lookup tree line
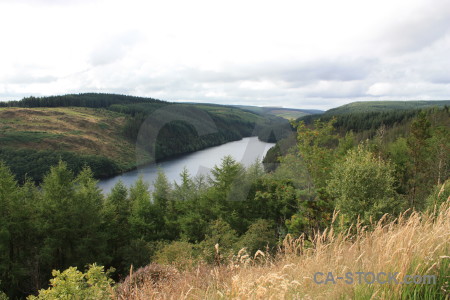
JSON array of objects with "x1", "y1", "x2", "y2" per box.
[
  {"x1": 299, "y1": 105, "x2": 449, "y2": 137},
  {"x1": 0, "y1": 94, "x2": 165, "y2": 109}
]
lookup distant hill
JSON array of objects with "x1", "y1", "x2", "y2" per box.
[
  {"x1": 295, "y1": 100, "x2": 450, "y2": 141},
  {"x1": 298, "y1": 100, "x2": 450, "y2": 124},
  {"x1": 232, "y1": 105, "x2": 323, "y2": 120},
  {"x1": 265, "y1": 100, "x2": 450, "y2": 172},
  {"x1": 324, "y1": 100, "x2": 450, "y2": 115}
]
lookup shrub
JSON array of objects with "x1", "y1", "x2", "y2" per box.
[
  {"x1": 153, "y1": 241, "x2": 198, "y2": 270},
  {"x1": 237, "y1": 219, "x2": 277, "y2": 255},
  {"x1": 27, "y1": 264, "x2": 114, "y2": 300},
  {"x1": 327, "y1": 144, "x2": 399, "y2": 225}
]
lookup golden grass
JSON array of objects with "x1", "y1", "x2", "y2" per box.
[{"x1": 116, "y1": 201, "x2": 450, "y2": 299}]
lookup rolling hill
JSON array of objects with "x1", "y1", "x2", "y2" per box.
[
  {"x1": 297, "y1": 100, "x2": 450, "y2": 134},
  {"x1": 323, "y1": 100, "x2": 450, "y2": 115}
]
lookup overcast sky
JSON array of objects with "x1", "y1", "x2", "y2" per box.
[{"x1": 1, "y1": 0, "x2": 449, "y2": 109}]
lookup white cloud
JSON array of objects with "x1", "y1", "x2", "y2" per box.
[
  {"x1": 367, "y1": 83, "x2": 393, "y2": 96},
  {"x1": 0, "y1": 0, "x2": 449, "y2": 109}
]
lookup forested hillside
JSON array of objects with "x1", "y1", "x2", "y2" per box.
[
  {"x1": 0, "y1": 103, "x2": 448, "y2": 299},
  {"x1": 264, "y1": 105, "x2": 450, "y2": 170},
  {"x1": 323, "y1": 100, "x2": 450, "y2": 115},
  {"x1": 0, "y1": 94, "x2": 293, "y2": 183}
]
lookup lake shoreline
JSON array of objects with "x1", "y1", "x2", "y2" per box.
[
  {"x1": 97, "y1": 134, "x2": 259, "y2": 181},
  {"x1": 98, "y1": 136, "x2": 275, "y2": 194}
]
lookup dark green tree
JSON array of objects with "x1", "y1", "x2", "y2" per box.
[
  {"x1": 407, "y1": 111, "x2": 432, "y2": 208},
  {"x1": 327, "y1": 145, "x2": 399, "y2": 225},
  {"x1": 102, "y1": 181, "x2": 131, "y2": 274}
]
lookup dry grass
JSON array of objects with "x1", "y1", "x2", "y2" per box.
[
  {"x1": 116, "y1": 201, "x2": 450, "y2": 299},
  {"x1": 0, "y1": 107, "x2": 136, "y2": 167}
]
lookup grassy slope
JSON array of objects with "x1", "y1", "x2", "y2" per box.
[
  {"x1": 0, "y1": 107, "x2": 136, "y2": 169},
  {"x1": 117, "y1": 202, "x2": 450, "y2": 299}
]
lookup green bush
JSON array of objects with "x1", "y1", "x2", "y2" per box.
[
  {"x1": 27, "y1": 264, "x2": 114, "y2": 300},
  {"x1": 153, "y1": 241, "x2": 198, "y2": 269},
  {"x1": 327, "y1": 144, "x2": 399, "y2": 225},
  {"x1": 238, "y1": 219, "x2": 277, "y2": 255}
]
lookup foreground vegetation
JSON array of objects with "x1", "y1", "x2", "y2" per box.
[
  {"x1": 0, "y1": 103, "x2": 448, "y2": 299},
  {"x1": 47, "y1": 200, "x2": 447, "y2": 299},
  {"x1": 14, "y1": 193, "x2": 449, "y2": 299}
]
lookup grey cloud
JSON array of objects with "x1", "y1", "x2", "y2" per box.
[
  {"x1": 0, "y1": 92, "x2": 40, "y2": 101},
  {"x1": 389, "y1": 38, "x2": 450, "y2": 84},
  {"x1": 428, "y1": 73, "x2": 450, "y2": 84},
  {"x1": 383, "y1": 1, "x2": 450, "y2": 54},
  {"x1": 304, "y1": 86, "x2": 368, "y2": 99},
  {"x1": 11, "y1": 43, "x2": 445, "y2": 110},
  {"x1": 4, "y1": 73, "x2": 58, "y2": 84},
  {"x1": 167, "y1": 58, "x2": 377, "y2": 87},
  {"x1": 421, "y1": 60, "x2": 450, "y2": 84},
  {"x1": 89, "y1": 31, "x2": 143, "y2": 66},
  {"x1": 182, "y1": 69, "x2": 253, "y2": 83},
  {"x1": 8, "y1": 0, "x2": 95, "y2": 6},
  {"x1": 275, "y1": 58, "x2": 377, "y2": 85},
  {"x1": 67, "y1": 57, "x2": 378, "y2": 108},
  {"x1": 421, "y1": 62, "x2": 450, "y2": 84}
]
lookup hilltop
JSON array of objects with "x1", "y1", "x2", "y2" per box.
[
  {"x1": 323, "y1": 100, "x2": 450, "y2": 115},
  {"x1": 297, "y1": 100, "x2": 450, "y2": 137}
]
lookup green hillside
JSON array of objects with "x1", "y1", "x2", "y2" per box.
[
  {"x1": 298, "y1": 100, "x2": 450, "y2": 136},
  {"x1": 265, "y1": 101, "x2": 450, "y2": 172}
]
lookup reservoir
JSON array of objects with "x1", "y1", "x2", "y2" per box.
[{"x1": 98, "y1": 136, "x2": 275, "y2": 194}]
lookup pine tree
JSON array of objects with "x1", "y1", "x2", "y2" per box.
[
  {"x1": 38, "y1": 161, "x2": 76, "y2": 272},
  {"x1": 173, "y1": 167, "x2": 195, "y2": 202},
  {"x1": 72, "y1": 167, "x2": 108, "y2": 265},
  {"x1": 102, "y1": 181, "x2": 130, "y2": 274},
  {"x1": 0, "y1": 162, "x2": 20, "y2": 296},
  {"x1": 407, "y1": 111, "x2": 432, "y2": 208},
  {"x1": 129, "y1": 176, "x2": 154, "y2": 241},
  {"x1": 152, "y1": 169, "x2": 176, "y2": 239},
  {"x1": 152, "y1": 169, "x2": 171, "y2": 211}
]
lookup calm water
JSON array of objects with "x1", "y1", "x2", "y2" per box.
[{"x1": 98, "y1": 137, "x2": 275, "y2": 194}]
